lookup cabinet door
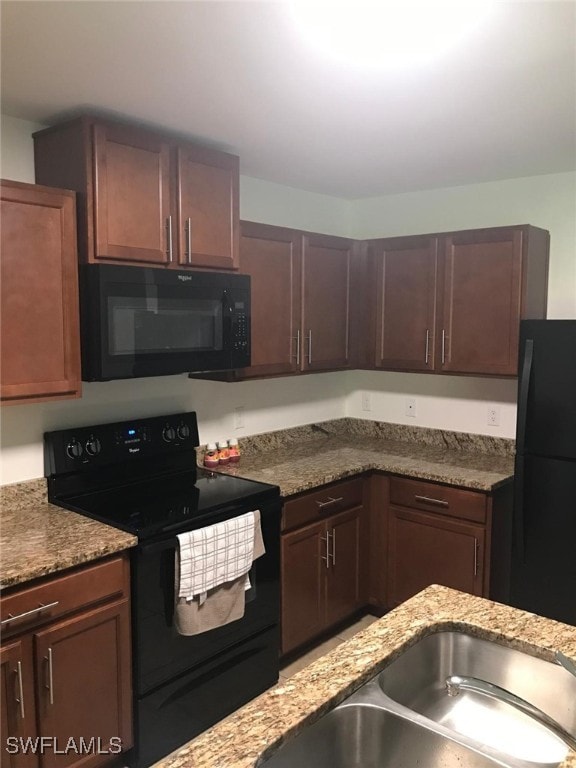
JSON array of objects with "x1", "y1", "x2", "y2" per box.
[
  {"x1": 92, "y1": 122, "x2": 172, "y2": 265},
  {"x1": 176, "y1": 144, "x2": 239, "y2": 270},
  {"x1": 374, "y1": 236, "x2": 439, "y2": 372},
  {"x1": 1, "y1": 637, "x2": 38, "y2": 768},
  {"x1": 239, "y1": 222, "x2": 302, "y2": 377},
  {"x1": 440, "y1": 228, "x2": 524, "y2": 375},
  {"x1": 281, "y1": 521, "x2": 326, "y2": 654},
  {"x1": 325, "y1": 507, "x2": 365, "y2": 628},
  {"x1": 34, "y1": 600, "x2": 132, "y2": 768},
  {"x1": 302, "y1": 234, "x2": 353, "y2": 372},
  {"x1": 388, "y1": 506, "x2": 484, "y2": 607},
  {"x1": 0, "y1": 181, "x2": 81, "y2": 404}
]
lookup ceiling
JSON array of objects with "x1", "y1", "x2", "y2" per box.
[{"x1": 1, "y1": 1, "x2": 575, "y2": 198}]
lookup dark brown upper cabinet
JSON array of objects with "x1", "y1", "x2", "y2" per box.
[
  {"x1": 0, "y1": 180, "x2": 81, "y2": 405},
  {"x1": 33, "y1": 116, "x2": 239, "y2": 270},
  {"x1": 371, "y1": 235, "x2": 439, "y2": 372},
  {"x1": 236, "y1": 224, "x2": 358, "y2": 379},
  {"x1": 370, "y1": 225, "x2": 549, "y2": 377},
  {"x1": 238, "y1": 222, "x2": 302, "y2": 378},
  {"x1": 302, "y1": 233, "x2": 355, "y2": 372}
]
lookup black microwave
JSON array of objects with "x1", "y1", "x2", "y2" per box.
[{"x1": 80, "y1": 264, "x2": 250, "y2": 381}]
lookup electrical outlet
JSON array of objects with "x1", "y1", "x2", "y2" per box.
[
  {"x1": 487, "y1": 405, "x2": 500, "y2": 426},
  {"x1": 405, "y1": 398, "x2": 416, "y2": 417},
  {"x1": 361, "y1": 392, "x2": 371, "y2": 412},
  {"x1": 234, "y1": 406, "x2": 245, "y2": 430}
]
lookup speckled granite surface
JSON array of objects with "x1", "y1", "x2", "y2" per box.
[
  {"x1": 155, "y1": 585, "x2": 576, "y2": 768},
  {"x1": 0, "y1": 479, "x2": 137, "y2": 590},
  {"x1": 211, "y1": 420, "x2": 514, "y2": 496}
]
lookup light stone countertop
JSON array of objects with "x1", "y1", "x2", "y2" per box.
[
  {"x1": 212, "y1": 419, "x2": 515, "y2": 496},
  {"x1": 155, "y1": 585, "x2": 576, "y2": 768},
  {"x1": 0, "y1": 479, "x2": 137, "y2": 590}
]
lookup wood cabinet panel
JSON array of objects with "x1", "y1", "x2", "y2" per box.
[
  {"x1": 238, "y1": 222, "x2": 302, "y2": 377},
  {"x1": 373, "y1": 236, "x2": 439, "y2": 371},
  {"x1": 0, "y1": 555, "x2": 132, "y2": 768},
  {"x1": 281, "y1": 521, "x2": 325, "y2": 655},
  {"x1": 1, "y1": 637, "x2": 38, "y2": 768},
  {"x1": 282, "y1": 478, "x2": 364, "y2": 532},
  {"x1": 93, "y1": 122, "x2": 172, "y2": 265},
  {"x1": 34, "y1": 117, "x2": 239, "y2": 271},
  {"x1": 302, "y1": 234, "x2": 353, "y2": 371},
  {"x1": 176, "y1": 144, "x2": 239, "y2": 269},
  {"x1": 0, "y1": 180, "x2": 81, "y2": 405},
  {"x1": 388, "y1": 506, "x2": 485, "y2": 607},
  {"x1": 389, "y1": 476, "x2": 487, "y2": 524},
  {"x1": 325, "y1": 507, "x2": 364, "y2": 627},
  {"x1": 281, "y1": 479, "x2": 369, "y2": 655},
  {"x1": 441, "y1": 228, "x2": 524, "y2": 375},
  {"x1": 34, "y1": 600, "x2": 132, "y2": 768}
]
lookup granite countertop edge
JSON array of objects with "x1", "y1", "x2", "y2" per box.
[{"x1": 155, "y1": 585, "x2": 576, "y2": 768}]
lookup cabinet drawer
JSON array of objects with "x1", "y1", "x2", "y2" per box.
[
  {"x1": 389, "y1": 477, "x2": 487, "y2": 524},
  {"x1": 282, "y1": 478, "x2": 363, "y2": 531},
  {"x1": 0, "y1": 554, "x2": 128, "y2": 638}
]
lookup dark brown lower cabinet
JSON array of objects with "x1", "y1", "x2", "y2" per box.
[
  {"x1": 388, "y1": 506, "x2": 485, "y2": 607},
  {"x1": 281, "y1": 479, "x2": 368, "y2": 655},
  {"x1": 0, "y1": 556, "x2": 132, "y2": 768}
]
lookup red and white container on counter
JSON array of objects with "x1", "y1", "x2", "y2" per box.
[
  {"x1": 203, "y1": 443, "x2": 219, "y2": 469},
  {"x1": 228, "y1": 438, "x2": 240, "y2": 463}
]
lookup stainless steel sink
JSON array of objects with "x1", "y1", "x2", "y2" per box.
[
  {"x1": 377, "y1": 631, "x2": 576, "y2": 765},
  {"x1": 258, "y1": 630, "x2": 576, "y2": 768},
  {"x1": 258, "y1": 703, "x2": 504, "y2": 767}
]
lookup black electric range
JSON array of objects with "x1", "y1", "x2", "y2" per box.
[{"x1": 44, "y1": 411, "x2": 281, "y2": 767}]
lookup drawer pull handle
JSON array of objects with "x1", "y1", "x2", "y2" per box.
[
  {"x1": 185, "y1": 217, "x2": 192, "y2": 264},
  {"x1": 15, "y1": 661, "x2": 25, "y2": 719},
  {"x1": 316, "y1": 496, "x2": 344, "y2": 510},
  {"x1": 474, "y1": 538, "x2": 479, "y2": 576},
  {"x1": 292, "y1": 330, "x2": 301, "y2": 365},
  {"x1": 330, "y1": 529, "x2": 336, "y2": 566},
  {"x1": 414, "y1": 495, "x2": 449, "y2": 508},
  {"x1": 1, "y1": 600, "x2": 60, "y2": 627},
  {"x1": 45, "y1": 648, "x2": 54, "y2": 705}
]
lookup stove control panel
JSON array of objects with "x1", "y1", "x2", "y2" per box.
[{"x1": 44, "y1": 412, "x2": 200, "y2": 476}]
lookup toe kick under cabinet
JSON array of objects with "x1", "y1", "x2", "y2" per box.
[
  {"x1": 0, "y1": 554, "x2": 132, "y2": 768},
  {"x1": 280, "y1": 478, "x2": 370, "y2": 655}
]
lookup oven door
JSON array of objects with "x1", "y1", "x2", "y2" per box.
[
  {"x1": 131, "y1": 498, "x2": 281, "y2": 696},
  {"x1": 81, "y1": 264, "x2": 250, "y2": 380}
]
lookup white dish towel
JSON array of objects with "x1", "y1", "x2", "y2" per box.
[{"x1": 177, "y1": 511, "x2": 256, "y2": 604}]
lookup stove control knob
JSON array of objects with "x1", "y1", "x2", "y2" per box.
[
  {"x1": 85, "y1": 436, "x2": 102, "y2": 457},
  {"x1": 177, "y1": 423, "x2": 190, "y2": 440},
  {"x1": 66, "y1": 438, "x2": 83, "y2": 459},
  {"x1": 162, "y1": 426, "x2": 176, "y2": 443}
]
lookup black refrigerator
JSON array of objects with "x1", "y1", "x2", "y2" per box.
[{"x1": 511, "y1": 320, "x2": 576, "y2": 626}]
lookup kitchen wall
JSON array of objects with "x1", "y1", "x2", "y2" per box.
[{"x1": 1, "y1": 114, "x2": 575, "y2": 484}]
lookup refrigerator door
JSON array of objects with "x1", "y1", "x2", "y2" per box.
[
  {"x1": 510, "y1": 454, "x2": 576, "y2": 626},
  {"x1": 517, "y1": 320, "x2": 576, "y2": 460}
]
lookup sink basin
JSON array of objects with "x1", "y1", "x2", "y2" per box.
[
  {"x1": 377, "y1": 630, "x2": 576, "y2": 765},
  {"x1": 258, "y1": 703, "x2": 503, "y2": 767},
  {"x1": 259, "y1": 630, "x2": 576, "y2": 768}
]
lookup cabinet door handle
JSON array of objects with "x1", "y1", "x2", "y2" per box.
[
  {"x1": 316, "y1": 496, "x2": 344, "y2": 510},
  {"x1": 320, "y1": 535, "x2": 330, "y2": 569},
  {"x1": 1, "y1": 600, "x2": 59, "y2": 628},
  {"x1": 330, "y1": 530, "x2": 336, "y2": 566},
  {"x1": 15, "y1": 661, "x2": 25, "y2": 720},
  {"x1": 292, "y1": 330, "x2": 301, "y2": 366},
  {"x1": 414, "y1": 495, "x2": 449, "y2": 508},
  {"x1": 44, "y1": 648, "x2": 54, "y2": 705},
  {"x1": 185, "y1": 217, "x2": 192, "y2": 264},
  {"x1": 166, "y1": 216, "x2": 173, "y2": 263},
  {"x1": 425, "y1": 329, "x2": 430, "y2": 365},
  {"x1": 441, "y1": 329, "x2": 446, "y2": 365},
  {"x1": 307, "y1": 330, "x2": 312, "y2": 365},
  {"x1": 474, "y1": 538, "x2": 479, "y2": 577}
]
